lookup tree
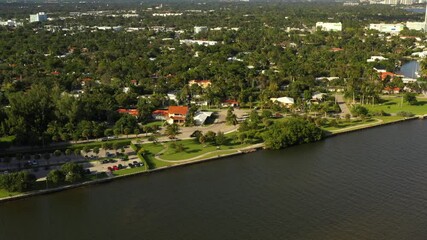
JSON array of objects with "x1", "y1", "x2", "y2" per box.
[
  {"x1": 226, "y1": 107, "x2": 238, "y2": 125},
  {"x1": 61, "y1": 162, "x2": 85, "y2": 183},
  {"x1": 124, "y1": 127, "x2": 131, "y2": 138},
  {"x1": 215, "y1": 131, "x2": 226, "y2": 145},
  {"x1": 114, "y1": 129, "x2": 121, "y2": 137},
  {"x1": 134, "y1": 128, "x2": 140, "y2": 137},
  {"x1": 65, "y1": 149, "x2": 72, "y2": 156},
  {"x1": 93, "y1": 147, "x2": 100, "y2": 155},
  {"x1": 165, "y1": 124, "x2": 180, "y2": 139},
  {"x1": 199, "y1": 135, "x2": 206, "y2": 145},
  {"x1": 53, "y1": 150, "x2": 62, "y2": 157},
  {"x1": 74, "y1": 149, "x2": 81, "y2": 156},
  {"x1": 83, "y1": 146, "x2": 90, "y2": 153},
  {"x1": 403, "y1": 93, "x2": 417, "y2": 105},
  {"x1": 0, "y1": 171, "x2": 36, "y2": 192},
  {"x1": 205, "y1": 131, "x2": 217, "y2": 143},
  {"x1": 104, "y1": 128, "x2": 113, "y2": 137},
  {"x1": 351, "y1": 105, "x2": 368, "y2": 118},
  {"x1": 47, "y1": 169, "x2": 65, "y2": 184}
]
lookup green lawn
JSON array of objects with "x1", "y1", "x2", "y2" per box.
[
  {"x1": 159, "y1": 138, "x2": 254, "y2": 161},
  {"x1": 137, "y1": 143, "x2": 173, "y2": 169},
  {"x1": 0, "y1": 189, "x2": 19, "y2": 198},
  {"x1": 112, "y1": 166, "x2": 146, "y2": 176},
  {"x1": 366, "y1": 96, "x2": 427, "y2": 115}
]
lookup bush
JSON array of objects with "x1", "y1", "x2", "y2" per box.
[
  {"x1": 396, "y1": 111, "x2": 414, "y2": 117},
  {"x1": 370, "y1": 110, "x2": 389, "y2": 116}
]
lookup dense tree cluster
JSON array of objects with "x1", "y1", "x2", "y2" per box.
[
  {"x1": 262, "y1": 117, "x2": 323, "y2": 149},
  {"x1": 0, "y1": 171, "x2": 36, "y2": 192}
]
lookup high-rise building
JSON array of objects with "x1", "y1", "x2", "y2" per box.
[
  {"x1": 29, "y1": 12, "x2": 48, "y2": 23},
  {"x1": 400, "y1": 0, "x2": 414, "y2": 4},
  {"x1": 384, "y1": 0, "x2": 399, "y2": 5}
]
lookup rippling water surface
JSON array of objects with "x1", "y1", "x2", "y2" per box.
[{"x1": 1, "y1": 120, "x2": 427, "y2": 240}]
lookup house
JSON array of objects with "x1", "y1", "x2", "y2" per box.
[
  {"x1": 193, "y1": 111, "x2": 213, "y2": 125},
  {"x1": 315, "y1": 76, "x2": 339, "y2": 81},
  {"x1": 330, "y1": 47, "x2": 344, "y2": 52},
  {"x1": 118, "y1": 108, "x2": 139, "y2": 117},
  {"x1": 189, "y1": 80, "x2": 212, "y2": 89},
  {"x1": 367, "y1": 56, "x2": 388, "y2": 62},
  {"x1": 402, "y1": 78, "x2": 417, "y2": 84},
  {"x1": 270, "y1": 97, "x2": 295, "y2": 107},
  {"x1": 222, "y1": 100, "x2": 239, "y2": 108},
  {"x1": 152, "y1": 110, "x2": 168, "y2": 120},
  {"x1": 167, "y1": 106, "x2": 189, "y2": 124},
  {"x1": 382, "y1": 87, "x2": 401, "y2": 94},
  {"x1": 380, "y1": 72, "x2": 395, "y2": 81},
  {"x1": 311, "y1": 93, "x2": 327, "y2": 103}
]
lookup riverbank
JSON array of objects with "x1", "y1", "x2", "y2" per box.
[{"x1": 0, "y1": 116, "x2": 423, "y2": 203}]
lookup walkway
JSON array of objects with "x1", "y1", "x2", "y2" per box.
[{"x1": 335, "y1": 94, "x2": 351, "y2": 118}]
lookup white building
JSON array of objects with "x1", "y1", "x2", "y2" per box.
[
  {"x1": 406, "y1": 21, "x2": 425, "y2": 31},
  {"x1": 369, "y1": 23, "x2": 404, "y2": 34},
  {"x1": 0, "y1": 20, "x2": 19, "y2": 27},
  {"x1": 30, "y1": 12, "x2": 48, "y2": 23},
  {"x1": 384, "y1": 0, "x2": 399, "y2": 5},
  {"x1": 179, "y1": 39, "x2": 218, "y2": 46},
  {"x1": 315, "y1": 22, "x2": 342, "y2": 32},
  {"x1": 270, "y1": 97, "x2": 295, "y2": 107},
  {"x1": 400, "y1": 0, "x2": 414, "y2": 4},
  {"x1": 194, "y1": 26, "x2": 208, "y2": 34},
  {"x1": 367, "y1": 56, "x2": 388, "y2": 62}
]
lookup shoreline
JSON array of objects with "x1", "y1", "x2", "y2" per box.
[{"x1": 0, "y1": 116, "x2": 423, "y2": 203}]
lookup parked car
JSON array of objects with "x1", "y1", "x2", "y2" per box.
[
  {"x1": 101, "y1": 160, "x2": 109, "y2": 164},
  {"x1": 112, "y1": 165, "x2": 119, "y2": 171},
  {"x1": 128, "y1": 163, "x2": 134, "y2": 168}
]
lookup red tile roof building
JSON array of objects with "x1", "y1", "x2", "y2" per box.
[{"x1": 118, "y1": 108, "x2": 139, "y2": 117}]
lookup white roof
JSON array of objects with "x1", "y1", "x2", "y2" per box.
[
  {"x1": 271, "y1": 97, "x2": 294, "y2": 104},
  {"x1": 193, "y1": 111, "x2": 213, "y2": 125}
]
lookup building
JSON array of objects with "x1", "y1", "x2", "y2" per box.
[
  {"x1": 400, "y1": 0, "x2": 414, "y2": 4},
  {"x1": 189, "y1": 80, "x2": 211, "y2": 89},
  {"x1": 179, "y1": 39, "x2": 218, "y2": 46},
  {"x1": 406, "y1": 21, "x2": 425, "y2": 31},
  {"x1": 152, "y1": 110, "x2": 168, "y2": 120},
  {"x1": 369, "y1": 23, "x2": 404, "y2": 34},
  {"x1": 222, "y1": 100, "x2": 239, "y2": 108},
  {"x1": 270, "y1": 97, "x2": 295, "y2": 107},
  {"x1": 367, "y1": 56, "x2": 388, "y2": 62},
  {"x1": 193, "y1": 111, "x2": 213, "y2": 125},
  {"x1": 315, "y1": 22, "x2": 342, "y2": 31},
  {"x1": 166, "y1": 106, "x2": 189, "y2": 124},
  {"x1": 194, "y1": 26, "x2": 208, "y2": 34},
  {"x1": 117, "y1": 109, "x2": 139, "y2": 117},
  {"x1": 384, "y1": 0, "x2": 399, "y2": 5},
  {"x1": 30, "y1": 12, "x2": 48, "y2": 23}
]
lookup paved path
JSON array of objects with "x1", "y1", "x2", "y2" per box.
[{"x1": 335, "y1": 94, "x2": 351, "y2": 118}]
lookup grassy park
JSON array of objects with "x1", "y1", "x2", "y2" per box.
[{"x1": 366, "y1": 95, "x2": 427, "y2": 115}]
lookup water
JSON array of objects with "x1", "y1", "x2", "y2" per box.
[
  {"x1": 398, "y1": 60, "x2": 420, "y2": 78},
  {"x1": 1, "y1": 120, "x2": 427, "y2": 240}
]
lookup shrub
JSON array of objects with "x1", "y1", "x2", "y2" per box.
[{"x1": 396, "y1": 111, "x2": 414, "y2": 117}]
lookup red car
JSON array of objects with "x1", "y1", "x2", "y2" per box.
[{"x1": 112, "y1": 165, "x2": 119, "y2": 171}]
